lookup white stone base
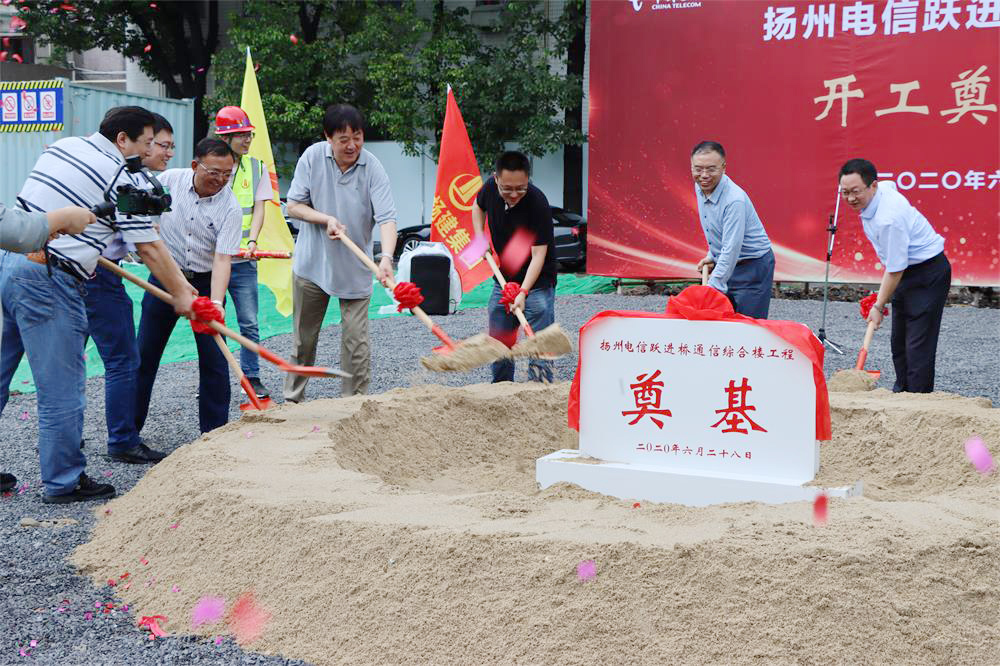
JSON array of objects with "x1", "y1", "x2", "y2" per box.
[{"x1": 536, "y1": 450, "x2": 863, "y2": 507}]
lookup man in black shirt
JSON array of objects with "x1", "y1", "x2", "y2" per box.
[{"x1": 472, "y1": 151, "x2": 557, "y2": 382}]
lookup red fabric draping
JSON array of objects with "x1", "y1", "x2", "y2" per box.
[{"x1": 568, "y1": 285, "x2": 831, "y2": 441}]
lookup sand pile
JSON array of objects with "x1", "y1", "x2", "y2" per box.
[
  {"x1": 827, "y1": 368, "x2": 879, "y2": 392},
  {"x1": 73, "y1": 383, "x2": 999, "y2": 665}
]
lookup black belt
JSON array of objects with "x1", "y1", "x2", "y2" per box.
[
  {"x1": 24, "y1": 250, "x2": 83, "y2": 281},
  {"x1": 180, "y1": 269, "x2": 212, "y2": 280}
]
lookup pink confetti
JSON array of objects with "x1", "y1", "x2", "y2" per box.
[
  {"x1": 214, "y1": 635, "x2": 223, "y2": 645},
  {"x1": 457, "y1": 232, "x2": 489, "y2": 269},
  {"x1": 122, "y1": 604, "x2": 129, "y2": 611},
  {"x1": 0, "y1": 52, "x2": 8, "y2": 63},
  {"x1": 19, "y1": 648, "x2": 28, "y2": 657},
  {"x1": 289, "y1": 34, "x2": 299, "y2": 44},
  {"x1": 149, "y1": 2, "x2": 157, "y2": 7},
  {"x1": 171, "y1": 584, "x2": 181, "y2": 593},
  {"x1": 102, "y1": 470, "x2": 112, "y2": 478},
  {"x1": 576, "y1": 559, "x2": 597, "y2": 582},
  {"x1": 9, "y1": 16, "x2": 26, "y2": 31},
  {"x1": 140, "y1": 557, "x2": 148, "y2": 565},
  {"x1": 169, "y1": 522, "x2": 179, "y2": 529},
  {"x1": 82, "y1": 353, "x2": 88, "y2": 361},
  {"x1": 10, "y1": 53, "x2": 21, "y2": 63},
  {"x1": 632, "y1": 502, "x2": 640, "y2": 509},
  {"x1": 19, "y1": 410, "x2": 29, "y2": 420},
  {"x1": 196, "y1": 67, "x2": 205, "y2": 73},
  {"x1": 143, "y1": 44, "x2": 152, "y2": 53},
  {"x1": 29, "y1": 640, "x2": 37, "y2": 648},
  {"x1": 813, "y1": 493, "x2": 828, "y2": 526},
  {"x1": 499, "y1": 227, "x2": 535, "y2": 276},
  {"x1": 310, "y1": 425, "x2": 320, "y2": 432},
  {"x1": 122, "y1": 582, "x2": 131, "y2": 590},
  {"x1": 104, "y1": 508, "x2": 112, "y2": 515},
  {"x1": 245, "y1": 431, "x2": 254, "y2": 438},
  {"x1": 84, "y1": 611, "x2": 93, "y2": 620},
  {"x1": 227, "y1": 591, "x2": 270, "y2": 645},
  {"x1": 17, "y1": 483, "x2": 29, "y2": 495},
  {"x1": 94, "y1": 602, "x2": 101, "y2": 608},
  {"x1": 21, "y1": 380, "x2": 28, "y2": 384},
  {"x1": 964, "y1": 435, "x2": 995, "y2": 474},
  {"x1": 192, "y1": 596, "x2": 225, "y2": 629}
]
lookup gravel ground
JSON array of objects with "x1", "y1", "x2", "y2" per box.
[{"x1": 1, "y1": 294, "x2": 997, "y2": 665}]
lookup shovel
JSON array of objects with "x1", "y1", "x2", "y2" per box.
[
  {"x1": 481, "y1": 253, "x2": 572, "y2": 359},
  {"x1": 98, "y1": 257, "x2": 350, "y2": 380},
  {"x1": 334, "y1": 233, "x2": 509, "y2": 372},
  {"x1": 211, "y1": 334, "x2": 274, "y2": 411},
  {"x1": 854, "y1": 320, "x2": 881, "y2": 379}
]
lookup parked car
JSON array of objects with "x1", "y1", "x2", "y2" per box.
[{"x1": 374, "y1": 207, "x2": 587, "y2": 271}]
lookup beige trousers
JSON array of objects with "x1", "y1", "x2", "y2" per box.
[{"x1": 283, "y1": 274, "x2": 370, "y2": 402}]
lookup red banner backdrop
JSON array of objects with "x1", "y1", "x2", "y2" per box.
[{"x1": 588, "y1": 0, "x2": 999, "y2": 286}]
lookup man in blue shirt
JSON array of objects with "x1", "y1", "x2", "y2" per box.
[
  {"x1": 691, "y1": 141, "x2": 774, "y2": 318},
  {"x1": 838, "y1": 158, "x2": 951, "y2": 393}
]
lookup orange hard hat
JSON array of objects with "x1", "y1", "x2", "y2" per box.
[{"x1": 214, "y1": 106, "x2": 255, "y2": 134}]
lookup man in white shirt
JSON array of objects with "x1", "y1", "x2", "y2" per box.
[
  {"x1": 134, "y1": 138, "x2": 242, "y2": 434},
  {"x1": 1, "y1": 106, "x2": 194, "y2": 503},
  {"x1": 838, "y1": 158, "x2": 952, "y2": 393}
]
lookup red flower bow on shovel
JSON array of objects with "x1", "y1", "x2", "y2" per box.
[
  {"x1": 499, "y1": 281, "x2": 523, "y2": 314},
  {"x1": 190, "y1": 296, "x2": 224, "y2": 334},
  {"x1": 393, "y1": 282, "x2": 424, "y2": 312},
  {"x1": 859, "y1": 292, "x2": 888, "y2": 319}
]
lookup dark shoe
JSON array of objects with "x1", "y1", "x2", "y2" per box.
[
  {"x1": 109, "y1": 443, "x2": 167, "y2": 464},
  {"x1": 247, "y1": 377, "x2": 270, "y2": 399},
  {"x1": 42, "y1": 473, "x2": 115, "y2": 504},
  {"x1": 1, "y1": 472, "x2": 16, "y2": 492}
]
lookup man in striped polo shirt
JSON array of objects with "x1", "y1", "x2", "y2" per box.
[
  {"x1": 0, "y1": 106, "x2": 196, "y2": 504},
  {"x1": 134, "y1": 138, "x2": 242, "y2": 435}
]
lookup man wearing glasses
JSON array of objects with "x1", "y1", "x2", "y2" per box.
[
  {"x1": 691, "y1": 141, "x2": 774, "y2": 318},
  {"x1": 134, "y1": 138, "x2": 243, "y2": 434},
  {"x1": 214, "y1": 106, "x2": 273, "y2": 401},
  {"x1": 838, "y1": 158, "x2": 950, "y2": 393},
  {"x1": 472, "y1": 150, "x2": 558, "y2": 383},
  {"x1": 77, "y1": 112, "x2": 176, "y2": 466}
]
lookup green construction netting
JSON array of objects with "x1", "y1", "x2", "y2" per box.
[{"x1": 9, "y1": 265, "x2": 615, "y2": 394}]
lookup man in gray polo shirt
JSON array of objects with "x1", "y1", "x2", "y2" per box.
[{"x1": 284, "y1": 104, "x2": 397, "y2": 401}]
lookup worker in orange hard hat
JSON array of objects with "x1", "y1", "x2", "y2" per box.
[{"x1": 214, "y1": 105, "x2": 272, "y2": 401}]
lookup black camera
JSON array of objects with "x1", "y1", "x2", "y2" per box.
[{"x1": 92, "y1": 155, "x2": 171, "y2": 218}]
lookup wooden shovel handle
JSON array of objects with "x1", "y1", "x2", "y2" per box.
[
  {"x1": 701, "y1": 264, "x2": 710, "y2": 285},
  {"x1": 855, "y1": 320, "x2": 878, "y2": 370},
  {"x1": 337, "y1": 232, "x2": 456, "y2": 349},
  {"x1": 482, "y1": 253, "x2": 535, "y2": 336}
]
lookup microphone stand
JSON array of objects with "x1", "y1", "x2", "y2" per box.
[{"x1": 818, "y1": 182, "x2": 844, "y2": 355}]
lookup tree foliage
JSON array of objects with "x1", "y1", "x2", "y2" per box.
[{"x1": 16, "y1": 0, "x2": 219, "y2": 139}]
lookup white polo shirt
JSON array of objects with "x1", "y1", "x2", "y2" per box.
[
  {"x1": 860, "y1": 183, "x2": 945, "y2": 273},
  {"x1": 156, "y1": 168, "x2": 242, "y2": 273},
  {"x1": 17, "y1": 132, "x2": 160, "y2": 279}
]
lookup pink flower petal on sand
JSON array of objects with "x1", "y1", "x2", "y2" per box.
[
  {"x1": 192, "y1": 596, "x2": 225, "y2": 629},
  {"x1": 214, "y1": 635, "x2": 223, "y2": 645},
  {"x1": 576, "y1": 559, "x2": 596, "y2": 582},
  {"x1": 169, "y1": 522, "x2": 179, "y2": 530},
  {"x1": 29, "y1": 640, "x2": 37, "y2": 648},
  {"x1": 228, "y1": 591, "x2": 270, "y2": 644},
  {"x1": 171, "y1": 585, "x2": 180, "y2": 593},
  {"x1": 965, "y1": 436, "x2": 995, "y2": 475},
  {"x1": 140, "y1": 557, "x2": 148, "y2": 565},
  {"x1": 20, "y1": 410, "x2": 29, "y2": 420},
  {"x1": 813, "y1": 493, "x2": 828, "y2": 526}
]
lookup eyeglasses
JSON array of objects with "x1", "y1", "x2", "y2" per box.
[
  {"x1": 691, "y1": 165, "x2": 724, "y2": 175},
  {"x1": 497, "y1": 183, "x2": 529, "y2": 195},
  {"x1": 153, "y1": 140, "x2": 176, "y2": 152},
  {"x1": 231, "y1": 132, "x2": 255, "y2": 140},
  {"x1": 196, "y1": 162, "x2": 231, "y2": 179},
  {"x1": 839, "y1": 184, "x2": 871, "y2": 198}
]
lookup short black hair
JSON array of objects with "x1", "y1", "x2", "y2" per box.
[
  {"x1": 151, "y1": 113, "x2": 173, "y2": 135},
  {"x1": 691, "y1": 140, "x2": 726, "y2": 159},
  {"x1": 322, "y1": 104, "x2": 364, "y2": 137},
  {"x1": 99, "y1": 106, "x2": 156, "y2": 143},
  {"x1": 839, "y1": 158, "x2": 878, "y2": 186},
  {"x1": 495, "y1": 150, "x2": 531, "y2": 176},
  {"x1": 194, "y1": 137, "x2": 235, "y2": 161}
]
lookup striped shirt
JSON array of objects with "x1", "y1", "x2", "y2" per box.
[
  {"x1": 16, "y1": 132, "x2": 160, "y2": 280},
  {"x1": 155, "y1": 168, "x2": 242, "y2": 273}
]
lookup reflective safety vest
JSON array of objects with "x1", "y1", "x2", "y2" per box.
[{"x1": 231, "y1": 155, "x2": 265, "y2": 249}]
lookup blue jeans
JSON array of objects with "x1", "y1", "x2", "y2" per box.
[
  {"x1": 135, "y1": 273, "x2": 230, "y2": 434},
  {"x1": 0, "y1": 252, "x2": 88, "y2": 496},
  {"x1": 226, "y1": 260, "x2": 261, "y2": 377},
  {"x1": 83, "y1": 260, "x2": 141, "y2": 454},
  {"x1": 487, "y1": 282, "x2": 555, "y2": 383}
]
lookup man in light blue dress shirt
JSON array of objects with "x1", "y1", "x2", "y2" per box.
[
  {"x1": 839, "y1": 158, "x2": 951, "y2": 393},
  {"x1": 691, "y1": 141, "x2": 775, "y2": 318}
]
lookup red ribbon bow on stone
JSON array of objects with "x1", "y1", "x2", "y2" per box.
[
  {"x1": 189, "y1": 296, "x2": 223, "y2": 334},
  {"x1": 859, "y1": 292, "x2": 888, "y2": 319},
  {"x1": 499, "y1": 281, "x2": 523, "y2": 314},
  {"x1": 138, "y1": 615, "x2": 169, "y2": 639},
  {"x1": 393, "y1": 282, "x2": 424, "y2": 312}
]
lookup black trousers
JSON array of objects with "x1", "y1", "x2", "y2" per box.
[{"x1": 890, "y1": 252, "x2": 951, "y2": 393}]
